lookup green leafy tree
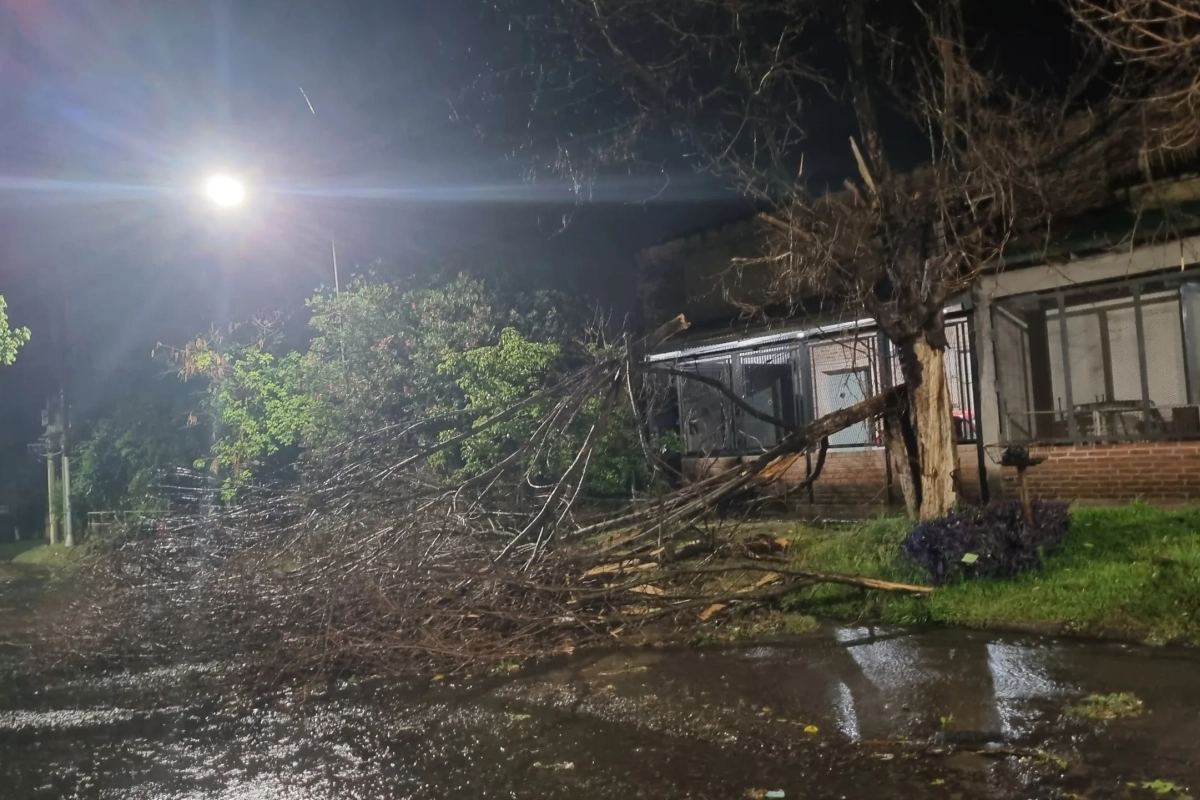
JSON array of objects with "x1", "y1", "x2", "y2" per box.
[
  {"x1": 303, "y1": 274, "x2": 498, "y2": 454},
  {"x1": 167, "y1": 328, "x2": 317, "y2": 498},
  {"x1": 73, "y1": 398, "x2": 206, "y2": 514},
  {"x1": 435, "y1": 327, "x2": 562, "y2": 480},
  {"x1": 0, "y1": 295, "x2": 30, "y2": 365},
  {"x1": 303, "y1": 272, "x2": 586, "y2": 457},
  {"x1": 204, "y1": 345, "x2": 316, "y2": 496},
  {"x1": 165, "y1": 272, "x2": 646, "y2": 499},
  {"x1": 438, "y1": 327, "x2": 654, "y2": 497}
]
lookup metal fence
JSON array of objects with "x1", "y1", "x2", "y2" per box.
[{"x1": 993, "y1": 270, "x2": 1200, "y2": 444}]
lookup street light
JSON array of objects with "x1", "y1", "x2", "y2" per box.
[
  {"x1": 201, "y1": 171, "x2": 340, "y2": 295},
  {"x1": 204, "y1": 174, "x2": 245, "y2": 207}
]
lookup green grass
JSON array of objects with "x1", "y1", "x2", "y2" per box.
[
  {"x1": 9, "y1": 543, "x2": 87, "y2": 568},
  {"x1": 765, "y1": 502, "x2": 1200, "y2": 645},
  {"x1": 0, "y1": 541, "x2": 42, "y2": 562},
  {"x1": 1067, "y1": 692, "x2": 1145, "y2": 720}
]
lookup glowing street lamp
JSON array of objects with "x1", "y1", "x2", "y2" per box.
[{"x1": 205, "y1": 174, "x2": 245, "y2": 207}]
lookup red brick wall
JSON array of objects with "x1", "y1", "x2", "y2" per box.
[
  {"x1": 1011, "y1": 441, "x2": 1200, "y2": 503},
  {"x1": 683, "y1": 443, "x2": 984, "y2": 515},
  {"x1": 958, "y1": 444, "x2": 983, "y2": 503}
]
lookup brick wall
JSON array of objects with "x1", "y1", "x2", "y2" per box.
[
  {"x1": 683, "y1": 443, "x2": 984, "y2": 517},
  {"x1": 1010, "y1": 441, "x2": 1200, "y2": 503}
]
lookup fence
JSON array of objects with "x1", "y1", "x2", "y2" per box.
[{"x1": 85, "y1": 510, "x2": 170, "y2": 538}]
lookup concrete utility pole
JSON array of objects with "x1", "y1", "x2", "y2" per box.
[
  {"x1": 39, "y1": 394, "x2": 73, "y2": 547},
  {"x1": 61, "y1": 394, "x2": 73, "y2": 547},
  {"x1": 44, "y1": 414, "x2": 57, "y2": 546}
]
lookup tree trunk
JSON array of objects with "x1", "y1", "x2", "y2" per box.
[
  {"x1": 883, "y1": 411, "x2": 919, "y2": 518},
  {"x1": 909, "y1": 335, "x2": 958, "y2": 520}
]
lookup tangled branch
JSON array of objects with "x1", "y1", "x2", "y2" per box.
[{"x1": 43, "y1": 316, "x2": 927, "y2": 683}]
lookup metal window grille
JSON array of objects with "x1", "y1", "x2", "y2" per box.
[
  {"x1": 993, "y1": 270, "x2": 1200, "y2": 444},
  {"x1": 676, "y1": 356, "x2": 735, "y2": 454},
  {"x1": 735, "y1": 346, "x2": 800, "y2": 451},
  {"x1": 810, "y1": 333, "x2": 882, "y2": 447},
  {"x1": 670, "y1": 314, "x2": 979, "y2": 454}
]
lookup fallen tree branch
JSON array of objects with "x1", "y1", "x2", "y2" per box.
[
  {"x1": 564, "y1": 559, "x2": 931, "y2": 599},
  {"x1": 645, "y1": 363, "x2": 799, "y2": 432}
]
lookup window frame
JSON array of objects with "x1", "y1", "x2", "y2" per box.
[
  {"x1": 993, "y1": 268, "x2": 1200, "y2": 446},
  {"x1": 668, "y1": 311, "x2": 979, "y2": 457}
]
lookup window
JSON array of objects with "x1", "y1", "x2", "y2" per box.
[
  {"x1": 677, "y1": 358, "x2": 734, "y2": 454},
  {"x1": 810, "y1": 335, "x2": 880, "y2": 447},
  {"x1": 738, "y1": 349, "x2": 798, "y2": 450},
  {"x1": 669, "y1": 314, "x2": 977, "y2": 455},
  {"x1": 993, "y1": 273, "x2": 1200, "y2": 443}
]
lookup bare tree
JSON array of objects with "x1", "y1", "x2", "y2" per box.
[
  {"x1": 497, "y1": 0, "x2": 1175, "y2": 518},
  {"x1": 1072, "y1": 0, "x2": 1200, "y2": 151}
]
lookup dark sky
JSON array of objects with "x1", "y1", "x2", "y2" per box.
[
  {"x1": 0, "y1": 0, "x2": 750, "y2": 453},
  {"x1": 0, "y1": 0, "x2": 1077, "y2": 470}
]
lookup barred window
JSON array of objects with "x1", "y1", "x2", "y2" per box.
[
  {"x1": 668, "y1": 314, "x2": 977, "y2": 455},
  {"x1": 993, "y1": 272, "x2": 1200, "y2": 444},
  {"x1": 737, "y1": 348, "x2": 798, "y2": 451},
  {"x1": 676, "y1": 357, "x2": 734, "y2": 454}
]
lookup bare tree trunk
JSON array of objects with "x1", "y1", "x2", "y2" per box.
[
  {"x1": 883, "y1": 411, "x2": 919, "y2": 518},
  {"x1": 910, "y1": 336, "x2": 958, "y2": 519}
]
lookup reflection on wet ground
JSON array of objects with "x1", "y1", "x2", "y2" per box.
[{"x1": 1, "y1": 627, "x2": 1197, "y2": 799}]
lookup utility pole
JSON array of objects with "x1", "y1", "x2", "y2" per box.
[
  {"x1": 44, "y1": 402, "x2": 57, "y2": 546},
  {"x1": 41, "y1": 257, "x2": 74, "y2": 547},
  {"x1": 38, "y1": 394, "x2": 73, "y2": 546},
  {"x1": 60, "y1": 389, "x2": 73, "y2": 547}
]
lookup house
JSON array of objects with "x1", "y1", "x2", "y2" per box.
[{"x1": 638, "y1": 181, "x2": 1200, "y2": 515}]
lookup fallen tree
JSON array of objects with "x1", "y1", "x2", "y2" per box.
[{"x1": 43, "y1": 316, "x2": 929, "y2": 682}]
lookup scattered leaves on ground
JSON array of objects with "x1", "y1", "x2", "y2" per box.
[
  {"x1": 1134, "y1": 779, "x2": 1190, "y2": 797},
  {"x1": 1068, "y1": 692, "x2": 1145, "y2": 720}
]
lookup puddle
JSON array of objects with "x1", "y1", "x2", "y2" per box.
[{"x1": 0, "y1": 627, "x2": 1196, "y2": 797}]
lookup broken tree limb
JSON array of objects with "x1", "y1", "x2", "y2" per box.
[
  {"x1": 637, "y1": 313, "x2": 691, "y2": 353},
  {"x1": 582, "y1": 385, "x2": 905, "y2": 546},
  {"x1": 656, "y1": 561, "x2": 932, "y2": 595},
  {"x1": 623, "y1": 385, "x2": 906, "y2": 540},
  {"x1": 532, "y1": 559, "x2": 932, "y2": 600}
]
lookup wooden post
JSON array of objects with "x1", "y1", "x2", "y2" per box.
[{"x1": 1017, "y1": 465, "x2": 1033, "y2": 525}]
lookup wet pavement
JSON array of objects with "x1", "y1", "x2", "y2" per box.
[{"x1": 0, "y1": 627, "x2": 1197, "y2": 799}]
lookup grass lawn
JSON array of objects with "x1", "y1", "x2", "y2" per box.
[
  {"x1": 0, "y1": 540, "x2": 42, "y2": 563},
  {"x1": 761, "y1": 502, "x2": 1200, "y2": 645},
  {"x1": 4, "y1": 543, "x2": 86, "y2": 568}
]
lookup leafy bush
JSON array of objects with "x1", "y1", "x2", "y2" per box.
[{"x1": 901, "y1": 500, "x2": 1071, "y2": 585}]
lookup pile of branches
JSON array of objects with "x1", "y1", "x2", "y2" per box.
[{"x1": 45, "y1": 317, "x2": 929, "y2": 682}]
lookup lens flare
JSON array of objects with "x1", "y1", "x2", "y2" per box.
[{"x1": 205, "y1": 174, "x2": 245, "y2": 207}]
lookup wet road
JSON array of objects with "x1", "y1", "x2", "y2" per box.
[{"x1": 0, "y1": 628, "x2": 1197, "y2": 799}]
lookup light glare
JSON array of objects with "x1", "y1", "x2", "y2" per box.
[{"x1": 205, "y1": 174, "x2": 245, "y2": 207}]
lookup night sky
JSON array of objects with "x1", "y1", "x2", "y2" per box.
[
  {"x1": 0, "y1": 0, "x2": 1074, "y2": 502},
  {"x1": 0, "y1": 0, "x2": 750, "y2": 459}
]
